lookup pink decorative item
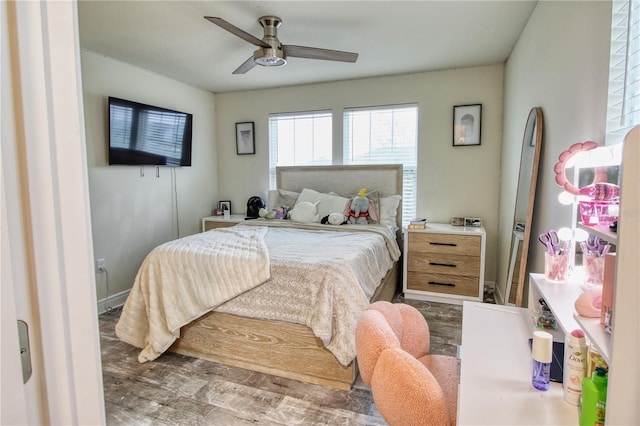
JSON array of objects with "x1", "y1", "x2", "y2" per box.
[
  {"x1": 553, "y1": 141, "x2": 599, "y2": 195},
  {"x1": 578, "y1": 200, "x2": 619, "y2": 226},
  {"x1": 575, "y1": 286, "x2": 603, "y2": 318}
]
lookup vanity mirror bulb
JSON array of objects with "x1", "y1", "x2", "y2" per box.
[
  {"x1": 557, "y1": 227, "x2": 573, "y2": 242},
  {"x1": 558, "y1": 191, "x2": 575, "y2": 206},
  {"x1": 574, "y1": 228, "x2": 590, "y2": 243}
]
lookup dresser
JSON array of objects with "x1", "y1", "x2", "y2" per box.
[
  {"x1": 403, "y1": 223, "x2": 486, "y2": 304},
  {"x1": 201, "y1": 214, "x2": 246, "y2": 231}
]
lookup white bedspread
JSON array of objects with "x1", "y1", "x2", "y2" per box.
[
  {"x1": 116, "y1": 221, "x2": 400, "y2": 366},
  {"x1": 217, "y1": 221, "x2": 399, "y2": 366},
  {"x1": 115, "y1": 226, "x2": 270, "y2": 362}
]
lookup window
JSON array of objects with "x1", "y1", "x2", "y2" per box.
[
  {"x1": 343, "y1": 104, "x2": 418, "y2": 225},
  {"x1": 268, "y1": 111, "x2": 332, "y2": 187},
  {"x1": 606, "y1": 0, "x2": 640, "y2": 145}
]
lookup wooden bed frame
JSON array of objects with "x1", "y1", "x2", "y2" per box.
[{"x1": 169, "y1": 164, "x2": 404, "y2": 390}]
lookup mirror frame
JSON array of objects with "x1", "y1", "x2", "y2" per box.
[{"x1": 508, "y1": 107, "x2": 543, "y2": 307}]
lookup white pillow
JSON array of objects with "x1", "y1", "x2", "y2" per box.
[
  {"x1": 295, "y1": 188, "x2": 349, "y2": 222},
  {"x1": 268, "y1": 189, "x2": 300, "y2": 211},
  {"x1": 379, "y1": 195, "x2": 402, "y2": 227}
]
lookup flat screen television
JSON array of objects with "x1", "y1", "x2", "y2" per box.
[{"x1": 108, "y1": 97, "x2": 193, "y2": 166}]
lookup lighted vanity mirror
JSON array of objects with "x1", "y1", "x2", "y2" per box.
[{"x1": 504, "y1": 107, "x2": 543, "y2": 306}]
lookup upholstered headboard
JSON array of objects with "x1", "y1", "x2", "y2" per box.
[{"x1": 276, "y1": 164, "x2": 403, "y2": 229}]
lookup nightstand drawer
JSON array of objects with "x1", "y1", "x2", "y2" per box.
[
  {"x1": 204, "y1": 221, "x2": 237, "y2": 231},
  {"x1": 407, "y1": 252, "x2": 480, "y2": 277},
  {"x1": 408, "y1": 232, "x2": 480, "y2": 256},
  {"x1": 406, "y1": 272, "x2": 479, "y2": 297}
]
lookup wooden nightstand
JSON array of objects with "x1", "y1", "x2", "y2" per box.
[
  {"x1": 403, "y1": 223, "x2": 486, "y2": 305},
  {"x1": 201, "y1": 215, "x2": 246, "y2": 232}
]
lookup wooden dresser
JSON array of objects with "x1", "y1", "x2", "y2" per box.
[{"x1": 403, "y1": 223, "x2": 486, "y2": 305}]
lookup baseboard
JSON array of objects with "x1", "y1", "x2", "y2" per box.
[{"x1": 97, "y1": 289, "x2": 129, "y2": 315}]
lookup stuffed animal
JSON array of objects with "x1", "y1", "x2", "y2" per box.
[
  {"x1": 321, "y1": 212, "x2": 347, "y2": 225},
  {"x1": 344, "y1": 189, "x2": 378, "y2": 225},
  {"x1": 288, "y1": 201, "x2": 319, "y2": 223}
]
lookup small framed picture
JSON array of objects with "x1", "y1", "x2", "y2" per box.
[
  {"x1": 453, "y1": 104, "x2": 482, "y2": 146},
  {"x1": 236, "y1": 122, "x2": 255, "y2": 155},
  {"x1": 464, "y1": 217, "x2": 483, "y2": 227},
  {"x1": 219, "y1": 200, "x2": 231, "y2": 212}
]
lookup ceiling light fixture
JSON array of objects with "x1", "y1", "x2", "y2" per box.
[{"x1": 253, "y1": 48, "x2": 287, "y2": 67}]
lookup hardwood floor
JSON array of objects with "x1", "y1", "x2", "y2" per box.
[{"x1": 100, "y1": 290, "x2": 492, "y2": 425}]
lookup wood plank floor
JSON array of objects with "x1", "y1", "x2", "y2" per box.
[{"x1": 100, "y1": 291, "x2": 493, "y2": 425}]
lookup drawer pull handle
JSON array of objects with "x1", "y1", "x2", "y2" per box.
[
  {"x1": 429, "y1": 281, "x2": 456, "y2": 287},
  {"x1": 429, "y1": 242, "x2": 457, "y2": 247},
  {"x1": 429, "y1": 262, "x2": 456, "y2": 268}
]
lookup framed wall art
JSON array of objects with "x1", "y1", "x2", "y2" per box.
[
  {"x1": 453, "y1": 104, "x2": 482, "y2": 146},
  {"x1": 236, "y1": 121, "x2": 255, "y2": 155}
]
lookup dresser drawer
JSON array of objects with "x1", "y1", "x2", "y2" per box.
[
  {"x1": 407, "y1": 252, "x2": 480, "y2": 277},
  {"x1": 408, "y1": 232, "x2": 480, "y2": 256},
  {"x1": 406, "y1": 272, "x2": 479, "y2": 297}
]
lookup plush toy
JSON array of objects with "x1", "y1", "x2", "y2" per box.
[
  {"x1": 321, "y1": 212, "x2": 347, "y2": 225},
  {"x1": 344, "y1": 189, "x2": 378, "y2": 225},
  {"x1": 259, "y1": 206, "x2": 288, "y2": 220},
  {"x1": 288, "y1": 201, "x2": 319, "y2": 223}
]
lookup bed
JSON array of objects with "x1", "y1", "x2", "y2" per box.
[{"x1": 115, "y1": 164, "x2": 404, "y2": 390}]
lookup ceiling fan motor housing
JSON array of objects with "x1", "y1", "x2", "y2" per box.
[{"x1": 255, "y1": 16, "x2": 286, "y2": 67}]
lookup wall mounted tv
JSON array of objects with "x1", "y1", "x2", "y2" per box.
[{"x1": 108, "y1": 97, "x2": 193, "y2": 166}]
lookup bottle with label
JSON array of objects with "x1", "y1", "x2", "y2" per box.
[
  {"x1": 564, "y1": 329, "x2": 587, "y2": 405},
  {"x1": 531, "y1": 330, "x2": 553, "y2": 391},
  {"x1": 579, "y1": 366, "x2": 608, "y2": 426}
]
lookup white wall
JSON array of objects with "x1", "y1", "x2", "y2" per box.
[
  {"x1": 216, "y1": 65, "x2": 504, "y2": 282},
  {"x1": 497, "y1": 1, "x2": 611, "y2": 303},
  {"x1": 81, "y1": 51, "x2": 218, "y2": 302}
]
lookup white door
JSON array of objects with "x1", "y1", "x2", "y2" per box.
[{"x1": 1, "y1": 1, "x2": 105, "y2": 424}]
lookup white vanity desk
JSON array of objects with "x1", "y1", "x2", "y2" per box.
[{"x1": 457, "y1": 301, "x2": 578, "y2": 425}]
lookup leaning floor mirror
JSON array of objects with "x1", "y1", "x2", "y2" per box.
[{"x1": 504, "y1": 107, "x2": 543, "y2": 306}]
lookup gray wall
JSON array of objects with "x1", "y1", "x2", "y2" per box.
[
  {"x1": 215, "y1": 65, "x2": 505, "y2": 284},
  {"x1": 496, "y1": 0, "x2": 611, "y2": 303},
  {"x1": 82, "y1": 51, "x2": 218, "y2": 305}
]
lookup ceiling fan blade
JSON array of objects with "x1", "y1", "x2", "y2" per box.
[
  {"x1": 204, "y1": 16, "x2": 270, "y2": 48},
  {"x1": 282, "y1": 45, "x2": 358, "y2": 63},
  {"x1": 232, "y1": 56, "x2": 257, "y2": 74}
]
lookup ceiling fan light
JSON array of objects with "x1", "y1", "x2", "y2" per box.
[{"x1": 254, "y1": 48, "x2": 287, "y2": 67}]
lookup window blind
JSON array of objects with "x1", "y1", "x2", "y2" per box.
[
  {"x1": 607, "y1": 0, "x2": 640, "y2": 145},
  {"x1": 343, "y1": 104, "x2": 418, "y2": 225},
  {"x1": 268, "y1": 111, "x2": 332, "y2": 188}
]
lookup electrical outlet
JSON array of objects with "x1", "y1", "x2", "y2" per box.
[{"x1": 96, "y1": 258, "x2": 105, "y2": 271}]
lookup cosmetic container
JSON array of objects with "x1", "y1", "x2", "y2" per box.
[
  {"x1": 531, "y1": 330, "x2": 553, "y2": 391},
  {"x1": 579, "y1": 367, "x2": 608, "y2": 426},
  {"x1": 563, "y1": 329, "x2": 587, "y2": 405}
]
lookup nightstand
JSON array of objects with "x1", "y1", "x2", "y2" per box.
[
  {"x1": 403, "y1": 223, "x2": 486, "y2": 305},
  {"x1": 201, "y1": 215, "x2": 246, "y2": 232}
]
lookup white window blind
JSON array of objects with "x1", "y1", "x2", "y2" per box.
[
  {"x1": 268, "y1": 111, "x2": 332, "y2": 187},
  {"x1": 606, "y1": 0, "x2": 640, "y2": 145},
  {"x1": 343, "y1": 104, "x2": 418, "y2": 225}
]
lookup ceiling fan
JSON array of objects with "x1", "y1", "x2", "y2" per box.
[{"x1": 204, "y1": 16, "x2": 359, "y2": 74}]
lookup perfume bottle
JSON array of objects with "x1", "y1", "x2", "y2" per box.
[{"x1": 532, "y1": 330, "x2": 553, "y2": 391}]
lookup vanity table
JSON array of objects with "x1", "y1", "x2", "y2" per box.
[{"x1": 458, "y1": 301, "x2": 578, "y2": 424}]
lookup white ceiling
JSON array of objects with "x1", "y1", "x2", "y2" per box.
[{"x1": 78, "y1": 1, "x2": 536, "y2": 94}]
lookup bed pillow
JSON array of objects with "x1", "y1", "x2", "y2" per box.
[
  {"x1": 295, "y1": 188, "x2": 349, "y2": 222},
  {"x1": 268, "y1": 189, "x2": 300, "y2": 211},
  {"x1": 379, "y1": 195, "x2": 403, "y2": 228}
]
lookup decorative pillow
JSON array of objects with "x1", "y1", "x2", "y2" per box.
[
  {"x1": 295, "y1": 188, "x2": 349, "y2": 222},
  {"x1": 379, "y1": 195, "x2": 402, "y2": 228},
  {"x1": 288, "y1": 201, "x2": 319, "y2": 223},
  {"x1": 268, "y1": 189, "x2": 300, "y2": 211}
]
